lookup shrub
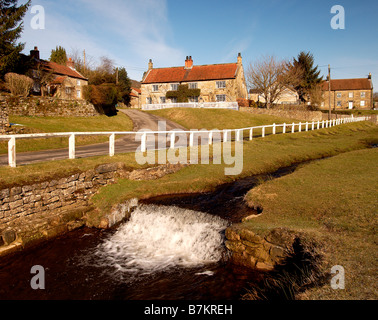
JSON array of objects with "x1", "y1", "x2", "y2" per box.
[
  {"x1": 237, "y1": 98, "x2": 249, "y2": 107},
  {"x1": 83, "y1": 83, "x2": 118, "y2": 115},
  {"x1": 4, "y1": 73, "x2": 34, "y2": 97}
]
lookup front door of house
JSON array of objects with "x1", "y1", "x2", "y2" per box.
[{"x1": 348, "y1": 101, "x2": 353, "y2": 109}]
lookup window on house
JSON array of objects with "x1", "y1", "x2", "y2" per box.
[
  {"x1": 189, "y1": 96, "x2": 199, "y2": 103},
  {"x1": 77, "y1": 80, "x2": 80, "y2": 86},
  {"x1": 76, "y1": 90, "x2": 81, "y2": 98},
  {"x1": 146, "y1": 97, "x2": 152, "y2": 104},
  {"x1": 170, "y1": 83, "x2": 178, "y2": 91},
  {"x1": 170, "y1": 97, "x2": 177, "y2": 103},
  {"x1": 361, "y1": 92, "x2": 366, "y2": 98},
  {"x1": 216, "y1": 94, "x2": 226, "y2": 102},
  {"x1": 152, "y1": 85, "x2": 159, "y2": 92},
  {"x1": 336, "y1": 93, "x2": 341, "y2": 98},
  {"x1": 160, "y1": 96, "x2": 166, "y2": 104},
  {"x1": 337, "y1": 101, "x2": 342, "y2": 107},
  {"x1": 189, "y1": 82, "x2": 198, "y2": 89},
  {"x1": 216, "y1": 81, "x2": 226, "y2": 89},
  {"x1": 349, "y1": 92, "x2": 353, "y2": 98},
  {"x1": 360, "y1": 100, "x2": 365, "y2": 107},
  {"x1": 65, "y1": 88, "x2": 72, "y2": 95}
]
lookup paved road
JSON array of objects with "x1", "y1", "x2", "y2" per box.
[{"x1": 0, "y1": 109, "x2": 187, "y2": 167}]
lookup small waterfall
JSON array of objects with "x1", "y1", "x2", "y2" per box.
[{"x1": 93, "y1": 204, "x2": 230, "y2": 275}]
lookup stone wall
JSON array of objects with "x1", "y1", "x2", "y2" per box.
[
  {"x1": 1, "y1": 95, "x2": 99, "y2": 117},
  {"x1": 225, "y1": 225, "x2": 297, "y2": 271},
  {"x1": 0, "y1": 162, "x2": 187, "y2": 257},
  {"x1": 0, "y1": 98, "x2": 9, "y2": 133},
  {"x1": 0, "y1": 162, "x2": 124, "y2": 256},
  {"x1": 240, "y1": 107, "x2": 323, "y2": 122}
]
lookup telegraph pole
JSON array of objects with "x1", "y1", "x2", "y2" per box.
[
  {"x1": 328, "y1": 64, "x2": 331, "y2": 120},
  {"x1": 83, "y1": 50, "x2": 86, "y2": 72}
]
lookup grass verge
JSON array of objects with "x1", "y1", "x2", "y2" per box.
[
  {"x1": 147, "y1": 108, "x2": 302, "y2": 130},
  {"x1": 243, "y1": 147, "x2": 377, "y2": 300}
]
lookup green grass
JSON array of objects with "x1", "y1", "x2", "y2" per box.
[
  {"x1": 92, "y1": 122, "x2": 378, "y2": 214},
  {"x1": 243, "y1": 148, "x2": 378, "y2": 300},
  {"x1": 147, "y1": 108, "x2": 302, "y2": 130},
  {"x1": 0, "y1": 112, "x2": 133, "y2": 153}
]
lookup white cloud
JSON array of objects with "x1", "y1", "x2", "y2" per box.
[{"x1": 21, "y1": 0, "x2": 184, "y2": 80}]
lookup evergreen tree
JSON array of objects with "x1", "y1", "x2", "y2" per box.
[
  {"x1": 117, "y1": 67, "x2": 131, "y2": 105},
  {"x1": 0, "y1": 0, "x2": 31, "y2": 78},
  {"x1": 49, "y1": 46, "x2": 68, "y2": 65},
  {"x1": 289, "y1": 51, "x2": 323, "y2": 102}
]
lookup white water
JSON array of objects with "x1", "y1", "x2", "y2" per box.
[{"x1": 93, "y1": 204, "x2": 229, "y2": 275}]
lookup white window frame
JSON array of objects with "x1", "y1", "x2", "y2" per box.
[
  {"x1": 152, "y1": 84, "x2": 159, "y2": 92},
  {"x1": 146, "y1": 97, "x2": 152, "y2": 104},
  {"x1": 337, "y1": 101, "x2": 342, "y2": 107},
  {"x1": 349, "y1": 92, "x2": 354, "y2": 98},
  {"x1": 188, "y1": 82, "x2": 198, "y2": 89},
  {"x1": 360, "y1": 100, "x2": 365, "y2": 107},
  {"x1": 336, "y1": 92, "x2": 341, "y2": 98},
  {"x1": 216, "y1": 94, "x2": 226, "y2": 102},
  {"x1": 216, "y1": 81, "x2": 226, "y2": 89},
  {"x1": 360, "y1": 91, "x2": 366, "y2": 98},
  {"x1": 170, "y1": 83, "x2": 179, "y2": 91},
  {"x1": 170, "y1": 97, "x2": 177, "y2": 104},
  {"x1": 160, "y1": 96, "x2": 166, "y2": 104},
  {"x1": 76, "y1": 89, "x2": 81, "y2": 98},
  {"x1": 77, "y1": 80, "x2": 81, "y2": 86}
]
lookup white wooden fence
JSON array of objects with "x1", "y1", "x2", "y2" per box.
[
  {"x1": 142, "y1": 101, "x2": 239, "y2": 111},
  {"x1": 0, "y1": 115, "x2": 371, "y2": 167}
]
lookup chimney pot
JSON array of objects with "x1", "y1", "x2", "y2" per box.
[
  {"x1": 66, "y1": 57, "x2": 75, "y2": 69},
  {"x1": 185, "y1": 56, "x2": 193, "y2": 69},
  {"x1": 30, "y1": 46, "x2": 40, "y2": 60}
]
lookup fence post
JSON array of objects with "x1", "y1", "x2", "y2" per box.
[
  {"x1": 317, "y1": 121, "x2": 320, "y2": 129},
  {"x1": 236, "y1": 129, "x2": 242, "y2": 141},
  {"x1": 283, "y1": 123, "x2": 286, "y2": 134},
  {"x1": 305, "y1": 122, "x2": 308, "y2": 131},
  {"x1": 272, "y1": 123, "x2": 276, "y2": 134},
  {"x1": 208, "y1": 131, "x2": 213, "y2": 145},
  {"x1": 190, "y1": 132, "x2": 194, "y2": 147},
  {"x1": 298, "y1": 122, "x2": 302, "y2": 132},
  {"x1": 292, "y1": 122, "x2": 295, "y2": 133},
  {"x1": 141, "y1": 132, "x2": 147, "y2": 152},
  {"x1": 311, "y1": 121, "x2": 314, "y2": 130},
  {"x1": 249, "y1": 128, "x2": 253, "y2": 140},
  {"x1": 170, "y1": 132, "x2": 176, "y2": 149},
  {"x1": 69, "y1": 134, "x2": 75, "y2": 159},
  {"x1": 322, "y1": 120, "x2": 325, "y2": 128},
  {"x1": 262, "y1": 127, "x2": 265, "y2": 138},
  {"x1": 8, "y1": 136, "x2": 16, "y2": 168},
  {"x1": 223, "y1": 130, "x2": 229, "y2": 142},
  {"x1": 109, "y1": 133, "x2": 115, "y2": 157}
]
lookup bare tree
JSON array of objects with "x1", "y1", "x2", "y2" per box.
[{"x1": 246, "y1": 55, "x2": 287, "y2": 109}]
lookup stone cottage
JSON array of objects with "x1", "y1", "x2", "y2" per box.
[
  {"x1": 321, "y1": 73, "x2": 373, "y2": 109},
  {"x1": 29, "y1": 47, "x2": 88, "y2": 100},
  {"x1": 140, "y1": 54, "x2": 248, "y2": 107}
]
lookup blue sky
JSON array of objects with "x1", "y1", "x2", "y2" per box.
[{"x1": 20, "y1": 0, "x2": 378, "y2": 89}]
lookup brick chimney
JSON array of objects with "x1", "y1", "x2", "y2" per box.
[
  {"x1": 368, "y1": 72, "x2": 372, "y2": 79},
  {"x1": 148, "y1": 59, "x2": 153, "y2": 70},
  {"x1": 30, "y1": 46, "x2": 40, "y2": 60},
  {"x1": 185, "y1": 56, "x2": 193, "y2": 69},
  {"x1": 66, "y1": 57, "x2": 75, "y2": 69}
]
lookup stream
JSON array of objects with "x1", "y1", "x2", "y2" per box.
[{"x1": 0, "y1": 165, "x2": 298, "y2": 300}]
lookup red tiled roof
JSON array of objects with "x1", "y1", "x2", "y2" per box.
[
  {"x1": 321, "y1": 78, "x2": 372, "y2": 91},
  {"x1": 40, "y1": 60, "x2": 88, "y2": 80},
  {"x1": 142, "y1": 63, "x2": 238, "y2": 84},
  {"x1": 51, "y1": 76, "x2": 67, "y2": 84}
]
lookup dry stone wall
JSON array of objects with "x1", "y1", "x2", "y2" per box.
[
  {"x1": 1, "y1": 95, "x2": 99, "y2": 117},
  {"x1": 240, "y1": 107, "x2": 323, "y2": 122}
]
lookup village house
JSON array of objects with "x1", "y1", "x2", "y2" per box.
[
  {"x1": 249, "y1": 87, "x2": 299, "y2": 105},
  {"x1": 29, "y1": 47, "x2": 88, "y2": 100},
  {"x1": 321, "y1": 73, "x2": 373, "y2": 109},
  {"x1": 140, "y1": 54, "x2": 248, "y2": 107}
]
